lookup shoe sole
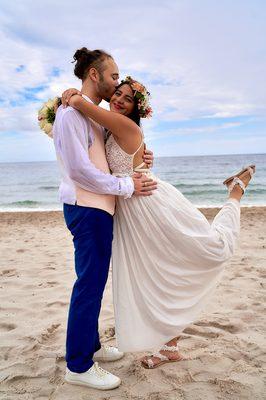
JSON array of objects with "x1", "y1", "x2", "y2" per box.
[
  {"x1": 93, "y1": 355, "x2": 124, "y2": 362},
  {"x1": 65, "y1": 376, "x2": 121, "y2": 390}
]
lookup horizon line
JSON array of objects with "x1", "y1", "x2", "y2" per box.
[{"x1": 0, "y1": 152, "x2": 265, "y2": 164}]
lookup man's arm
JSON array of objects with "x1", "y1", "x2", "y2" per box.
[
  {"x1": 61, "y1": 89, "x2": 155, "y2": 169},
  {"x1": 56, "y1": 110, "x2": 157, "y2": 197},
  {"x1": 57, "y1": 110, "x2": 133, "y2": 197}
]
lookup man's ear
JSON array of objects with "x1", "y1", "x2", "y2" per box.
[{"x1": 88, "y1": 67, "x2": 99, "y2": 83}]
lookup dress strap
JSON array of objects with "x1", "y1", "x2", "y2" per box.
[
  {"x1": 106, "y1": 130, "x2": 143, "y2": 156},
  {"x1": 132, "y1": 128, "x2": 145, "y2": 156},
  {"x1": 132, "y1": 139, "x2": 144, "y2": 156}
]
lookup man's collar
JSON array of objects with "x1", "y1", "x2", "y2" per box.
[{"x1": 81, "y1": 94, "x2": 94, "y2": 104}]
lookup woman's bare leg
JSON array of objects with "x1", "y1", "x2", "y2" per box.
[{"x1": 228, "y1": 168, "x2": 254, "y2": 202}]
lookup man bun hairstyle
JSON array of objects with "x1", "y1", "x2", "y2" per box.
[{"x1": 73, "y1": 47, "x2": 113, "y2": 81}]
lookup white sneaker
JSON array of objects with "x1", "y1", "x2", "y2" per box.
[
  {"x1": 65, "y1": 362, "x2": 121, "y2": 390},
  {"x1": 93, "y1": 345, "x2": 124, "y2": 362}
]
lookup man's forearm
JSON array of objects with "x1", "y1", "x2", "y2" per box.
[{"x1": 67, "y1": 164, "x2": 134, "y2": 198}]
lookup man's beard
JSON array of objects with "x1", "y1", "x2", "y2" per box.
[
  {"x1": 97, "y1": 79, "x2": 115, "y2": 103},
  {"x1": 103, "y1": 95, "x2": 111, "y2": 103}
]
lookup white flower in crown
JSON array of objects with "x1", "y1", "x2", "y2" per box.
[
  {"x1": 39, "y1": 119, "x2": 46, "y2": 129},
  {"x1": 46, "y1": 98, "x2": 56, "y2": 109},
  {"x1": 43, "y1": 122, "x2": 53, "y2": 136},
  {"x1": 37, "y1": 97, "x2": 61, "y2": 138}
]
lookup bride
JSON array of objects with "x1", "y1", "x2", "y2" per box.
[{"x1": 62, "y1": 77, "x2": 255, "y2": 369}]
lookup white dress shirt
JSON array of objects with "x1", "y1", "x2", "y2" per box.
[{"x1": 53, "y1": 95, "x2": 134, "y2": 205}]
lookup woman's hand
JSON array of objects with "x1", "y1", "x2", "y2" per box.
[
  {"x1": 68, "y1": 94, "x2": 82, "y2": 109},
  {"x1": 61, "y1": 88, "x2": 82, "y2": 107},
  {"x1": 143, "y1": 144, "x2": 154, "y2": 169}
]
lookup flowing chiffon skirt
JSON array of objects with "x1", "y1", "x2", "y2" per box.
[{"x1": 112, "y1": 175, "x2": 240, "y2": 352}]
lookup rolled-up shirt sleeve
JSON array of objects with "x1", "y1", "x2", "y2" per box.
[{"x1": 56, "y1": 110, "x2": 134, "y2": 198}]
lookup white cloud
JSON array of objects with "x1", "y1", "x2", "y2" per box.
[{"x1": 0, "y1": 0, "x2": 265, "y2": 161}]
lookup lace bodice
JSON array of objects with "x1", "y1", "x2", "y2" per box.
[{"x1": 105, "y1": 134, "x2": 147, "y2": 176}]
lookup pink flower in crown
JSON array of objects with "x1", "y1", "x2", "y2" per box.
[
  {"x1": 145, "y1": 107, "x2": 153, "y2": 118},
  {"x1": 131, "y1": 81, "x2": 145, "y2": 93}
]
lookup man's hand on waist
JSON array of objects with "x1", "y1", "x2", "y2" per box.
[{"x1": 132, "y1": 173, "x2": 157, "y2": 196}]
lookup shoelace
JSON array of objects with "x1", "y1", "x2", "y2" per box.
[{"x1": 93, "y1": 362, "x2": 111, "y2": 377}]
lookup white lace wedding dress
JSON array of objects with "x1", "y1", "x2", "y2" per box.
[{"x1": 105, "y1": 134, "x2": 240, "y2": 352}]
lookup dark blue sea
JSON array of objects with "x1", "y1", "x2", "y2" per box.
[{"x1": 0, "y1": 154, "x2": 265, "y2": 211}]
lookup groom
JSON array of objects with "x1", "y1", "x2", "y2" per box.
[{"x1": 53, "y1": 47, "x2": 156, "y2": 390}]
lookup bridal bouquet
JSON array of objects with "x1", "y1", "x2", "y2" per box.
[{"x1": 38, "y1": 97, "x2": 61, "y2": 138}]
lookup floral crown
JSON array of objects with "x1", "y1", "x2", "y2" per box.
[{"x1": 121, "y1": 76, "x2": 152, "y2": 118}]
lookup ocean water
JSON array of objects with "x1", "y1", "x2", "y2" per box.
[{"x1": 0, "y1": 153, "x2": 265, "y2": 211}]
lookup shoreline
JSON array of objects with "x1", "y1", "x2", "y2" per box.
[
  {"x1": 1, "y1": 204, "x2": 266, "y2": 214},
  {"x1": 1, "y1": 207, "x2": 265, "y2": 227}
]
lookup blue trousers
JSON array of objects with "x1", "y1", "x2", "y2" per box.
[{"x1": 63, "y1": 204, "x2": 113, "y2": 373}]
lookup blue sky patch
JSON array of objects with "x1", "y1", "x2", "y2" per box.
[
  {"x1": 50, "y1": 67, "x2": 61, "y2": 77},
  {"x1": 15, "y1": 65, "x2": 26, "y2": 73},
  {"x1": 10, "y1": 84, "x2": 48, "y2": 106}
]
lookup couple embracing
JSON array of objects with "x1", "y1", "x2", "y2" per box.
[{"x1": 53, "y1": 47, "x2": 255, "y2": 390}]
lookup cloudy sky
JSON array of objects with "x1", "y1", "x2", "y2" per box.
[{"x1": 0, "y1": 0, "x2": 265, "y2": 162}]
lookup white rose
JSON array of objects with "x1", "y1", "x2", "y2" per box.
[
  {"x1": 39, "y1": 106, "x2": 48, "y2": 118},
  {"x1": 52, "y1": 97, "x2": 59, "y2": 106},
  {"x1": 46, "y1": 98, "x2": 55, "y2": 109},
  {"x1": 43, "y1": 122, "x2": 53, "y2": 137},
  {"x1": 39, "y1": 119, "x2": 46, "y2": 129}
]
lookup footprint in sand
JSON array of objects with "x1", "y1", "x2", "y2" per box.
[
  {"x1": 183, "y1": 325, "x2": 220, "y2": 339},
  {"x1": 193, "y1": 319, "x2": 240, "y2": 334},
  {"x1": 0, "y1": 269, "x2": 17, "y2": 277},
  {"x1": 39, "y1": 323, "x2": 61, "y2": 344},
  {"x1": 234, "y1": 303, "x2": 248, "y2": 310},
  {"x1": 38, "y1": 281, "x2": 59, "y2": 288},
  {"x1": 127, "y1": 361, "x2": 148, "y2": 382},
  {"x1": 233, "y1": 272, "x2": 244, "y2": 278},
  {"x1": 46, "y1": 301, "x2": 68, "y2": 307},
  {"x1": 0, "y1": 322, "x2": 16, "y2": 332}
]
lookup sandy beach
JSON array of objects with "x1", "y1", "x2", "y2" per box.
[{"x1": 0, "y1": 207, "x2": 265, "y2": 400}]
